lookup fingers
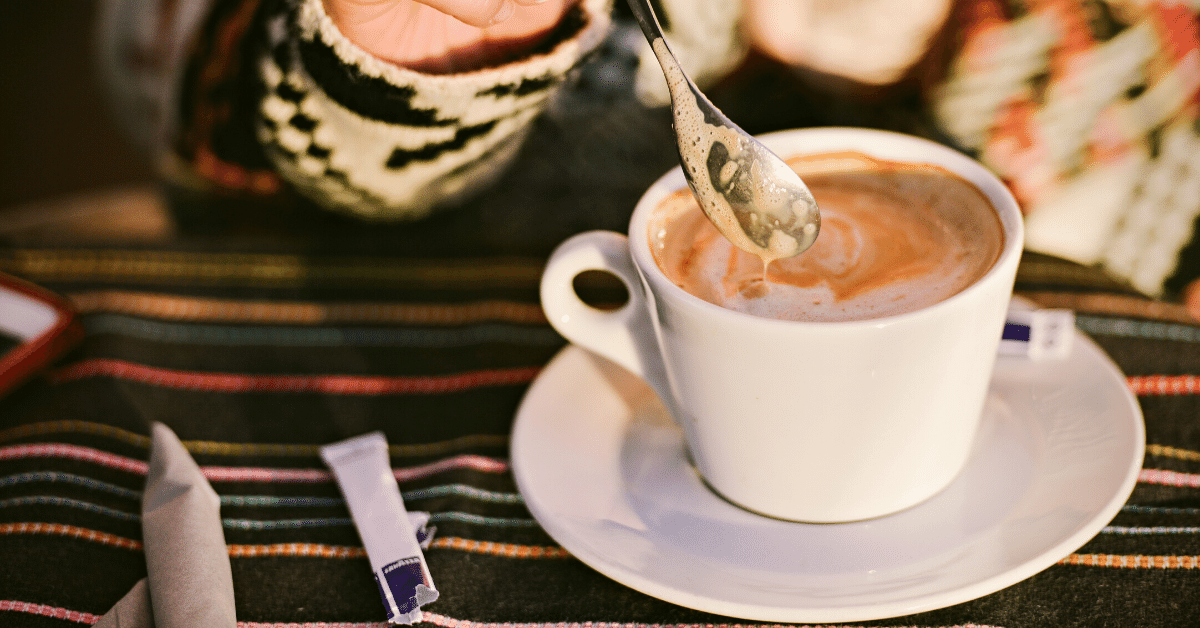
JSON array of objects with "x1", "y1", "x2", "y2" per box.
[
  {"x1": 416, "y1": 0, "x2": 548, "y2": 27},
  {"x1": 1184, "y1": 278, "x2": 1200, "y2": 322},
  {"x1": 325, "y1": 0, "x2": 572, "y2": 72}
]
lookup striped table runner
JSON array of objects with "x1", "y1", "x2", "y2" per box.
[{"x1": 0, "y1": 247, "x2": 1197, "y2": 628}]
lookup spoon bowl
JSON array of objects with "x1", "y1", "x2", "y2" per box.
[{"x1": 626, "y1": 0, "x2": 820, "y2": 262}]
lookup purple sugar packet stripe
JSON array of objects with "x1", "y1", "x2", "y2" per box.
[
  {"x1": 383, "y1": 558, "x2": 430, "y2": 617},
  {"x1": 1002, "y1": 322, "x2": 1032, "y2": 342}
]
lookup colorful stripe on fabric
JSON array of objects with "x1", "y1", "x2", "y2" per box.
[
  {"x1": 1101, "y1": 526, "x2": 1200, "y2": 534},
  {"x1": 7, "y1": 441, "x2": 1192, "y2": 489},
  {"x1": 0, "y1": 443, "x2": 149, "y2": 475},
  {"x1": 202, "y1": 455, "x2": 509, "y2": 483},
  {"x1": 0, "y1": 471, "x2": 141, "y2": 500},
  {"x1": 222, "y1": 485, "x2": 522, "y2": 507},
  {"x1": 0, "y1": 420, "x2": 510, "y2": 458},
  {"x1": 82, "y1": 315, "x2": 562, "y2": 347},
  {"x1": 4, "y1": 420, "x2": 1193, "y2": 482},
  {"x1": 1122, "y1": 504, "x2": 1200, "y2": 515},
  {"x1": 222, "y1": 517, "x2": 346, "y2": 531},
  {"x1": 226, "y1": 543, "x2": 366, "y2": 559},
  {"x1": 0, "y1": 495, "x2": 535, "y2": 529},
  {"x1": 0, "y1": 523, "x2": 568, "y2": 559},
  {"x1": 6, "y1": 521, "x2": 1198, "y2": 569},
  {"x1": 0, "y1": 443, "x2": 507, "y2": 482},
  {"x1": 1076, "y1": 315, "x2": 1200, "y2": 342},
  {"x1": 1138, "y1": 469, "x2": 1200, "y2": 488},
  {"x1": 47, "y1": 359, "x2": 541, "y2": 394},
  {"x1": 63, "y1": 288, "x2": 1192, "y2": 331},
  {"x1": 1128, "y1": 375, "x2": 1200, "y2": 395},
  {"x1": 0, "y1": 421, "x2": 151, "y2": 448},
  {"x1": 0, "y1": 250, "x2": 546, "y2": 287},
  {"x1": 225, "y1": 537, "x2": 571, "y2": 559},
  {"x1": 67, "y1": 291, "x2": 548, "y2": 324},
  {"x1": 185, "y1": 434, "x2": 512, "y2": 458},
  {"x1": 26, "y1": 492, "x2": 1200, "y2": 533},
  {"x1": 399, "y1": 484, "x2": 522, "y2": 504},
  {"x1": 227, "y1": 512, "x2": 534, "y2": 530},
  {"x1": 1146, "y1": 444, "x2": 1200, "y2": 462},
  {"x1": 17, "y1": 487, "x2": 1200, "y2": 531},
  {"x1": 1057, "y1": 554, "x2": 1200, "y2": 568},
  {"x1": 0, "y1": 472, "x2": 520, "y2": 508},
  {"x1": 221, "y1": 495, "x2": 343, "y2": 507},
  {"x1": 0, "y1": 600, "x2": 100, "y2": 625},
  {"x1": 13, "y1": 480, "x2": 1194, "y2": 533},
  {"x1": 220, "y1": 485, "x2": 521, "y2": 507},
  {"x1": 0, "y1": 496, "x2": 141, "y2": 522},
  {"x1": 10, "y1": 418, "x2": 1188, "y2": 467},
  {"x1": 41, "y1": 360, "x2": 1200, "y2": 400},
  {"x1": 425, "y1": 537, "x2": 571, "y2": 558},
  {"x1": 0, "y1": 522, "x2": 142, "y2": 550},
  {"x1": 1016, "y1": 291, "x2": 1196, "y2": 324},
  {"x1": 221, "y1": 513, "x2": 536, "y2": 531}
]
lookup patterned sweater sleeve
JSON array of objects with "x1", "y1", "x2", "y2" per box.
[
  {"x1": 99, "y1": 0, "x2": 613, "y2": 220},
  {"x1": 257, "y1": 0, "x2": 613, "y2": 219},
  {"x1": 926, "y1": 0, "x2": 1200, "y2": 297}
]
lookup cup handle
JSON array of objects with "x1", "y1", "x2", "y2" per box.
[{"x1": 540, "y1": 231, "x2": 673, "y2": 406}]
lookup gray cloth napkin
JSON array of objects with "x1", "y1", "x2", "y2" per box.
[{"x1": 95, "y1": 422, "x2": 237, "y2": 627}]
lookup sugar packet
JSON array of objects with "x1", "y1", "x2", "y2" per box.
[
  {"x1": 321, "y1": 432, "x2": 438, "y2": 624},
  {"x1": 999, "y1": 305, "x2": 1074, "y2": 361}
]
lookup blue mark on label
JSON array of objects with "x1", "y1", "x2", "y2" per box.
[
  {"x1": 382, "y1": 557, "x2": 427, "y2": 615},
  {"x1": 374, "y1": 573, "x2": 394, "y2": 622},
  {"x1": 1002, "y1": 322, "x2": 1031, "y2": 342}
]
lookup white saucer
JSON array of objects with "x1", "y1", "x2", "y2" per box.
[{"x1": 512, "y1": 329, "x2": 1145, "y2": 623}]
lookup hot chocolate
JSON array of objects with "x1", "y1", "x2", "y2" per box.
[{"x1": 648, "y1": 152, "x2": 1004, "y2": 322}]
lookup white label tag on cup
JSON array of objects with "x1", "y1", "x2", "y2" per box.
[
  {"x1": 321, "y1": 432, "x2": 439, "y2": 624},
  {"x1": 999, "y1": 305, "x2": 1074, "y2": 361}
]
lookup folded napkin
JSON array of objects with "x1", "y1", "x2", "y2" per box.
[{"x1": 95, "y1": 422, "x2": 237, "y2": 627}]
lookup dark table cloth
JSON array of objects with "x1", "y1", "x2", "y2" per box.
[{"x1": 1, "y1": 61, "x2": 1198, "y2": 627}]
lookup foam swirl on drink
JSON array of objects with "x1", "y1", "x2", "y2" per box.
[{"x1": 648, "y1": 152, "x2": 1004, "y2": 322}]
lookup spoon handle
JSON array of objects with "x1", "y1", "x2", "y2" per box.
[
  {"x1": 624, "y1": 0, "x2": 710, "y2": 111},
  {"x1": 624, "y1": 0, "x2": 666, "y2": 45}
]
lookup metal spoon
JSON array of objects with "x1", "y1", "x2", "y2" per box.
[{"x1": 626, "y1": 0, "x2": 820, "y2": 262}]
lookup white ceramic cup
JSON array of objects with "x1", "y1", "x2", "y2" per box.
[{"x1": 540, "y1": 127, "x2": 1024, "y2": 522}]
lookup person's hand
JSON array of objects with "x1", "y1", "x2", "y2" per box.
[
  {"x1": 1182, "y1": 278, "x2": 1200, "y2": 321},
  {"x1": 324, "y1": 0, "x2": 574, "y2": 73}
]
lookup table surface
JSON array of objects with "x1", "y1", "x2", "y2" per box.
[{"x1": 1, "y1": 66, "x2": 1198, "y2": 627}]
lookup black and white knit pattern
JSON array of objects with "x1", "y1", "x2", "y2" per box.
[{"x1": 256, "y1": 0, "x2": 612, "y2": 220}]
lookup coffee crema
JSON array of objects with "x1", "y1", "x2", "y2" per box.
[{"x1": 648, "y1": 152, "x2": 1004, "y2": 322}]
